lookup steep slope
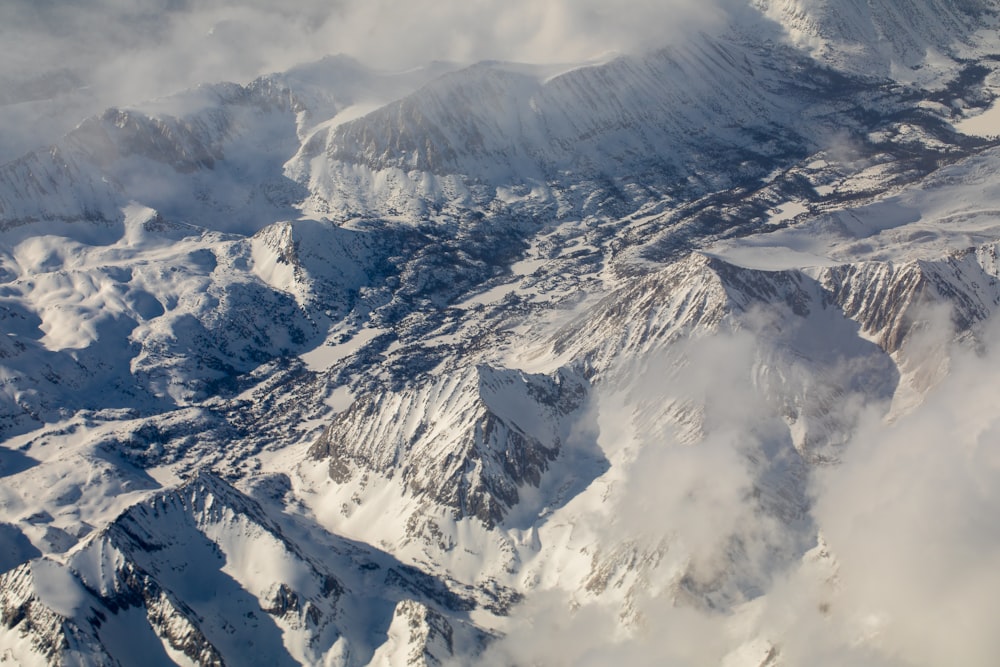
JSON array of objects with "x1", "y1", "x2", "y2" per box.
[
  {"x1": 0, "y1": 55, "x2": 455, "y2": 235},
  {"x1": 0, "y1": 472, "x2": 489, "y2": 666},
  {"x1": 549, "y1": 252, "x2": 900, "y2": 454},
  {"x1": 755, "y1": 0, "x2": 999, "y2": 82},
  {"x1": 0, "y1": 83, "x2": 298, "y2": 231},
  {"x1": 292, "y1": 0, "x2": 1000, "y2": 223},
  {"x1": 292, "y1": 36, "x2": 852, "y2": 220},
  {"x1": 309, "y1": 364, "x2": 594, "y2": 530}
]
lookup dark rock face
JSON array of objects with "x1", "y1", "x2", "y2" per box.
[{"x1": 311, "y1": 365, "x2": 589, "y2": 527}]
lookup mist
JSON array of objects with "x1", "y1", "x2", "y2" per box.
[
  {"x1": 791, "y1": 319, "x2": 1000, "y2": 666},
  {"x1": 0, "y1": 0, "x2": 727, "y2": 161},
  {"x1": 479, "y1": 306, "x2": 1000, "y2": 666}
]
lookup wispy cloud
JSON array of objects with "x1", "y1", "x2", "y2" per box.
[
  {"x1": 785, "y1": 315, "x2": 1000, "y2": 666},
  {"x1": 0, "y1": 0, "x2": 728, "y2": 160},
  {"x1": 481, "y1": 303, "x2": 1000, "y2": 666}
]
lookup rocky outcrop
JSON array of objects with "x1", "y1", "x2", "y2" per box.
[{"x1": 310, "y1": 364, "x2": 589, "y2": 528}]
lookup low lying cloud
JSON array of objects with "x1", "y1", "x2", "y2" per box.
[
  {"x1": 327, "y1": 0, "x2": 728, "y2": 69},
  {"x1": 483, "y1": 305, "x2": 1000, "y2": 665},
  {"x1": 0, "y1": 0, "x2": 729, "y2": 160},
  {"x1": 479, "y1": 326, "x2": 806, "y2": 666},
  {"x1": 476, "y1": 589, "x2": 737, "y2": 667},
  {"x1": 789, "y1": 319, "x2": 1000, "y2": 666}
]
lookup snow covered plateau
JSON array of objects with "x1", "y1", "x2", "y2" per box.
[{"x1": 2, "y1": 0, "x2": 1000, "y2": 665}]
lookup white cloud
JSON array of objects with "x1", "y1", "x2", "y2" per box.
[
  {"x1": 788, "y1": 317, "x2": 1000, "y2": 667},
  {"x1": 0, "y1": 0, "x2": 729, "y2": 159},
  {"x1": 482, "y1": 304, "x2": 1000, "y2": 665},
  {"x1": 478, "y1": 326, "x2": 803, "y2": 665},
  {"x1": 324, "y1": 0, "x2": 727, "y2": 69}
]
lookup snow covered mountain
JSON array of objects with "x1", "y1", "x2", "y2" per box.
[
  {"x1": 2, "y1": 1, "x2": 1000, "y2": 665},
  {"x1": 1, "y1": 471, "x2": 489, "y2": 666}
]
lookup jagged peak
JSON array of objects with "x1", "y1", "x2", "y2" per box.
[{"x1": 310, "y1": 363, "x2": 588, "y2": 527}]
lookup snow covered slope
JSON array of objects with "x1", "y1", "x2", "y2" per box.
[
  {"x1": 755, "y1": 0, "x2": 1000, "y2": 83},
  {"x1": 0, "y1": 471, "x2": 489, "y2": 666}
]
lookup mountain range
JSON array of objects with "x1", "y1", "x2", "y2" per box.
[{"x1": 2, "y1": 1, "x2": 1000, "y2": 664}]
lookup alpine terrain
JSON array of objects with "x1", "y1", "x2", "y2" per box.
[{"x1": 2, "y1": 0, "x2": 1000, "y2": 665}]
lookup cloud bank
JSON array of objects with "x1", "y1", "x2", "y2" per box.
[
  {"x1": 481, "y1": 307, "x2": 1000, "y2": 666},
  {"x1": 795, "y1": 324, "x2": 1000, "y2": 666},
  {"x1": 0, "y1": 0, "x2": 728, "y2": 160}
]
